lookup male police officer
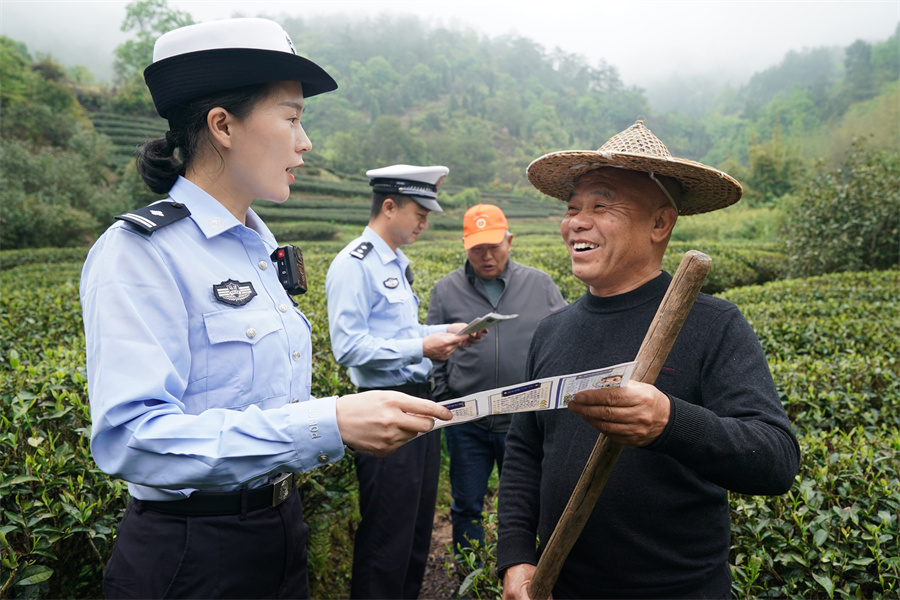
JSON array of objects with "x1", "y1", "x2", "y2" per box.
[{"x1": 326, "y1": 164, "x2": 476, "y2": 599}]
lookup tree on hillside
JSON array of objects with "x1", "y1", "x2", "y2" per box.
[
  {"x1": 743, "y1": 131, "x2": 806, "y2": 206},
  {"x1": 840, "y1": 40, "x2": 877, "y2": 106},
  {"x1": 427, "y1": 117, "x2": 498, "y2": 187},
  {"x1": 737, "y1": 47, "x2": 842, "y2": 115},
  {"x1": 111, "y1": 0, "x2": 193, "y2": 116},
  {"x1": 870, "y1": 23, "x2": 900, "y2": 83},
  {"x1": 114, "y1": 0, "x2": 193, "y2": 82},
  {"x1": 0, "y1": 37, "x2": 133, "y2": 249},
  {"x1": 0, "y1": 37, "x2": 88, "y2": 147}
]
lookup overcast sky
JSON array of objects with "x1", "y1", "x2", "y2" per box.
[{"x1": 2, "y1": 0, "x2": 898, "y2": 88}]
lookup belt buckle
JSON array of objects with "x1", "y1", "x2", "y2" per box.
[{"x1": 271, "y1": 473, "x2": 293, "y2": 507}]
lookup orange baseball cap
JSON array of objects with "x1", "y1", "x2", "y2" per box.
[{"x1": 463, "y1": 204, "x2": 508, "y2": 249}]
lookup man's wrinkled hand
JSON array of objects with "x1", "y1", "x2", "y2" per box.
[
  {"x1": 502, "y1": 563, "x2": 544, "y2": 600},
  {"x1": 423, "y1": 332, "x2": 466, "y2": 361},
  {"x1": 567, "y1": 381, "x2": 671, "y2": 447}
]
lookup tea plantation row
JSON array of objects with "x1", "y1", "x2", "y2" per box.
[{"x1": 1, "y1": 243, "x2": 897, "y2": 599}]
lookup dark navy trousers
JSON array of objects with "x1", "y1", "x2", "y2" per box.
[
  {"x1": 103, "y1": 492, "x2": 309, "y2": 599},
  {"x1": 350, "y1": 430, "x2": 442, "y2": 599},
  {"x1": 443, "y1": 420, "x2": 507, "y2": 552}
]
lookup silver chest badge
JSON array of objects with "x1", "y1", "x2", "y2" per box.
[
  {"x1": 213, "y1": 279, "x2": 257, "y2": 306},
  {"x1": 383, "y1": 277, "x2": 400, "y2": 289}
]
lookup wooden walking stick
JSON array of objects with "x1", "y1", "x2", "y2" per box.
[{"x1": 527, "y1": 250, "x2": 713, "y2": 600}]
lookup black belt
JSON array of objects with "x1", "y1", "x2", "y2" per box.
[
  {"x1": 138, "y1": 473, "x2": 294, "y2": 516},
  {"x1": 359, "y1": 379, "x2": 435, "y2": 398}
]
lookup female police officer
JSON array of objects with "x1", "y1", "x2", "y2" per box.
[{"x1": 79, "y1": 18, "x2": 451, "y2": 598}]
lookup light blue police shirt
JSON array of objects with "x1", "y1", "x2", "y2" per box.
[
  {"x1": 80, "y1": 177, "x2": 344, "y2": 501},
  {"x1": 325, "y1": 226, "x2": 447, "y2": 388}
]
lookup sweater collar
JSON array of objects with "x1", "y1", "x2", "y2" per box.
[
  {"x1": 465, "y1": 259, "x2": 514, "y2": 285},
  {"x1": 580, "y1": 271, "x2": 672, "y2": 314}
]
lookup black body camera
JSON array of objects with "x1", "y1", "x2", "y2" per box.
[{"x1": 271, "y1": 245, "x2": 308, "y2": 295}]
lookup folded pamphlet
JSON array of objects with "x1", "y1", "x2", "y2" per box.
[
  {"x1": 456, "y1": 312, "x2": 518, "y2": 336},
  {"x1": 428, "y1": 361, "x2": 636, "y2": 430}
]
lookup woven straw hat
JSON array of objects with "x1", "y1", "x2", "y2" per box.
[{"x1": 526, "y1": 121, "x2": 742, "y2": 215}]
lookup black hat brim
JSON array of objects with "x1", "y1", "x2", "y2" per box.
[{"x1": 144, "y1": 48, "x2": 338, "y2": 120}]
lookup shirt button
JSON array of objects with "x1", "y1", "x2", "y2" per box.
[
  {"x1": 317, "y1": 454, "x2": 329, "y2": 464},
  {"x1": 246, "y1": 328, "x2": 257, "y2": 339},
  {"x1": 292, "y1": 351, "x2": 301, "y2": 361},
  {"x1": 258, "y1": 261, "x2": 268, "y2": 270},
  {"x1": 292, "y1": 398, "x2": 300, "y2": 404},
  {"x1": 278, "y1": 304, "x2": 288, "y2": 313}
]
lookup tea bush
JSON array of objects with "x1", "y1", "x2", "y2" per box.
[
  {"x1": 2, "y1": 245, "x2": 896, "y2": 598},
  {"x1": 266, "y1": 220, "x2": 342, "y2": 242},
  {"x1": 721, "y1": 270, "x2": 900, "y2": 597},
  {"x1": 780, "y1": 141, "x2": 899, "y2": 277}
]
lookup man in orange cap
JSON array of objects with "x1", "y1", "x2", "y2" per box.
[{"x1": 426, "y1": 204, "x2": 566, "y2": 556}]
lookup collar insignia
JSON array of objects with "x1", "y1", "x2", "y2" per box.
[
  {"x1": 383, "y1": 277, "x2": 400, "y2": 289},
  {"x1": 213, "y1": 279, "x2": 257, "y2": 306}
]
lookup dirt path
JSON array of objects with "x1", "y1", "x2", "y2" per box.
[{"x1": 418, "y1": 512, "x2": 459, "y2": 599}]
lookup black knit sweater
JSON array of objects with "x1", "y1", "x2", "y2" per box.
[{"x1": 497, "y1": 272, "x2": 800, "y2": 599}]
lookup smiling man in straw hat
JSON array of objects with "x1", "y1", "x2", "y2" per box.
[{"x1": 496, "y1": 121, "x2": 800, "y2": 599}]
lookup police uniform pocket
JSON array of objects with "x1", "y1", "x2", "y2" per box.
[
  {"x1": 201, "y1": 308, "x2": 287, "y2": 409},
  {"x1": 377, "y1": 285, "x2": 414, "y2": 306}
]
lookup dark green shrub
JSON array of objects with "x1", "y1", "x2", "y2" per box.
[
  {"x1": 770, "y1": 354, "x2": 900, "y2": 431},
  {"x1": 730, "y1": 427, "x2": 899, "y2": 599},
  {"x1": 725, "y1": 270, "x2": 900, "y2": 363},
  {"x1": 301, "y1": 456, "x2": 359, "y2": 596},
  {"x1": 722, "y1": 270, "x2": 899, "y2": 597},
  {"x1": 1, "y1": 347, "x2": 127, "y2": 599},
  {"x1": 0, "y1": 248, "x2": 88, "y2": 271},
  {"x1": 666, "y1": 241, "x2": 789, "y2": 293},
  {"x1": 781, "y1": 139, "x2": 899, "y2": 277},
  {"x1": 0, "y1": 135, "x2": 125, "y2": 250},
  {"x1": 267, "y1": 221, "x2": 341, "y2": 242},
  {"x1": 449, "y1": 501, "x2": 504, "y2": 600}
]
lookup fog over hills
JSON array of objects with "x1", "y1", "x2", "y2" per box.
[{"x1": 2, "y1": 0, "x2": 898, "y2": 111}]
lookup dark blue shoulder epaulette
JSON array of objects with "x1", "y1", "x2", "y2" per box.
[
  {"x1": 350, "y1": 241, "x2": 374, "y2": 260},
  {"x1": 115, "y1": 202, "x2": 191, "y2": 235}
]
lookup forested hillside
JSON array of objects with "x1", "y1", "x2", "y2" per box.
[
  {"x1": 1, "y1": 0, "x2": 898, "y2": 253},
  {"x1": 277, "y1": 15, "x2": 899, "y2": 194}
]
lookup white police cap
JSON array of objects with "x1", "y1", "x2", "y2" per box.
[
  {"x1": 366, "y1": 164, "x2": 449, "y2": 213},
  {"x1": 144, "y1": 18, "x2": 337, "y2": 120}
]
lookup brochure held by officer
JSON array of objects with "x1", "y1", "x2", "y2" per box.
[{"x1": 456, "y1": 312, "x2": 518, "y2": 336}]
